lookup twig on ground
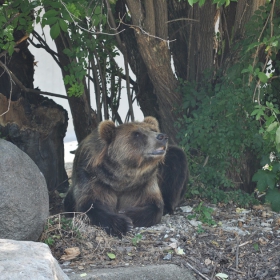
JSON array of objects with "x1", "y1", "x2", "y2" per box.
[
  {"x1": 229, "y1": 267, "x2": 245, "y2": 275},
  {"x1": 210, "y1": 261, "x2": 218, "y2": 279},
  {"x1": 235, "y1": 238, "x2": 240, "y2": 269},
  {"x1": 183, "y1": 261, "x2": 210, "y2": 280}
]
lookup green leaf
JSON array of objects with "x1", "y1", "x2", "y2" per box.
[
  {"x1": 188, "y1": 0, "x2": 199, "y2": 6},
  {"x1": 276, "y1": 126, "x2": 280, "y2": 144},
  {"x1": 50, "y1": 22, "x2": 60, "y2": 39},
  {"x1": 258, "y1": 72, "x2": 268, "y2": 83},
  {"x1": 216, "y1": 272, "x2": 228, "y2": 279},
  {"x1": 267, "y1": 121, "x2": 278, "y2": 132},
  {"x1": 59, "y1": 19, "x2": 68, "y2": 32},
  {"x1": 107, "y1": 253, "x2": 116, "y2": 260},
  {"x1": 36, "y1": 16, "x2": 41, "y2": 24},
  {"x1": 19, "y1": 17, "x2": 26, "y2": 25},
  {"x1": 43, "y1": 17, "x2": 58, "y2": 26},
  {"x1": 198, "y1": 0, "x2": 205, "y2": 6},
  {"x1": 241, "y1": 68, "x2": 249, "y2": 74},
  {"x1": 266, "y1": 189, "x2": 280, "y2": 212},
  {"x1": 252, "y1": 170, "x2": 276, "y2": 192},
  {"x1": 276, "y1": 143, "x2": 280, "y2": 153},
  {"x1": 44, "y1": 9, "x2": 58, "y2": 18}
]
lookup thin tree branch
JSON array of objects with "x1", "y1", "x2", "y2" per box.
[
  {"x1": 89, "y1": 58, "x2": 102, "y2": 122},
  {"x1": 2, "y1": 12, "x2": 20, "y2": 29},
  {"x1": 93, "y1": 47, "x2": 109, "y2": 119},
  {"x1": 0, "y1": 61, "x2": 13, "y2": 117},
  {"x1": 166, "y1": 18, "x2": 199, "y2": 24},
  {"x1": 29, "y1": 30, "x2": 62, "y2": 69}
]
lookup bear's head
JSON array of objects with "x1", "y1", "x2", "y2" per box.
[{"x1": 98, "y1": 117, "x2": 168, "y2": 168}]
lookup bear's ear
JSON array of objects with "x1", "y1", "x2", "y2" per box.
[
  {"x1": 143, "y1": 116, "x2": 159, "y2": 132},
  {"x1": 98, "y1": 120, "x2": 116, "y2": 143}
]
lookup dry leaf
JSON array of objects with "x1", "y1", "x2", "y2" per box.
[
  {"x1": 253, "y1": 205, "x2": 264, "y2": 210},
  {"x1": 258, "y1": 238, "x2": 267, "y2": 245},
  {"x1": 96, "y1": 236, "x2": 104, "y2": 243},
  {"x1": 61, "y1": 247, "x2": 80, "y2": 261},
  {"x1": 168, "y1": 242, "x2": 177, "y2": 249},
  {"x1": 211, "y1": 240, "x2": 219, "y2": 247},
  {"x1": 175, "y1": 247, "x2": 185, "y2": 255}
]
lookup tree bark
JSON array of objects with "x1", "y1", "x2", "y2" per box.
[
  {"x1": 122, "y1": 0, "x2": 182, "y2": 143},
  {"x1": 115, "y1": 1, "x2": 160, "y2": 121}
]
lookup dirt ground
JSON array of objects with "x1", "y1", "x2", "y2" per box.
[{"x1": 44, "y1": 190, "x2": 280, "y2": 280}]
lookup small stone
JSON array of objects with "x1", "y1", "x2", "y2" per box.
[
  {"x1": 188, "y1": 220, "x2": 202, "y2": 227},
  {"x1": 261, "y1": 222, "x2": 271, "y2": 227},
  {"x1": 180, "y1": 206, "x2": 193, "y2": 213},
  {"x1": 163, "y1": 252, "x2": 172, "y2": 260}
]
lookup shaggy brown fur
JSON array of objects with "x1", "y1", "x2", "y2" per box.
[{"x1": 64, "y1": 117, "x2": 188, "y2": 237}]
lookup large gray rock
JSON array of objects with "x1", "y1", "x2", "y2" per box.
[
  {"x1": 0, "y1": 139, "x2": 49, "y2": 241},
  {"x1": 0, "y1": 239, "x2": 69, "y2": 280}
]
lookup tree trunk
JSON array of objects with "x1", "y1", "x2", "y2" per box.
[
  {"x1": 119, "y1": 0, "x2": 182, "y2": 143},
  {"x1": 54, "y1": 33, "x2": 98, "y2": 143},
  {"x1": 113, "y1": 2, "x2": 160, "y2": 120},
  {"x1": 220, "y1": 0, "x2": 267, "y2": 70}
]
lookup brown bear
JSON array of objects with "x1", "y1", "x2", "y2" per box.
[{"x1": 64, "y1": 117, "x2": 188, "y2": 237}]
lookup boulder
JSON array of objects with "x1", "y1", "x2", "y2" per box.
[
  {"x1": 0, "y1": 239, "x2": 69, "y2": 280},
  {"x1": 0, "y1": 139, "x2": 49, "y2": 241}
]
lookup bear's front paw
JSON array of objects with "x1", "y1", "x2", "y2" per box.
[{"x1": 106, "y1": 214, "x2": 133, "y2": 237}]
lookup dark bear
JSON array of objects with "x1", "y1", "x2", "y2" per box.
[{"x1": 64, "y1": 117, "x2": 188, "y2": 237}]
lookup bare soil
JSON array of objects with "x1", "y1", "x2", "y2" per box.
[{"x1": 45, "y1": 188, "x2": 280, "y2": 280}]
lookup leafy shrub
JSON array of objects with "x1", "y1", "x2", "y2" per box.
[
  {"x1": 176, "y1": 75, "x2": 261, "y2": 207},
  {"x1": 176, "y1": 2, "x2": 280, "y2": 210}
]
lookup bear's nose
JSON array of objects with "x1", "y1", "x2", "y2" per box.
[{"x1": 156, "y1": 133, "x2": 168, "y2": 141}]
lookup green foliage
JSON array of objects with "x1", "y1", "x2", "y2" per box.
[
  {"x1": 245, "y1": 2, "x2": 280, "y2": 211},
  {"x1": 1, "y1": 0, "x2": 121, "y2": 100},
  {"x1": 177, "y1": 1, "x2": 280, "y2": 211},
  {"x1": 252, "y1": 154, "x2": 280, "y2": 212},
  {"x1": 196, "y1": 224, "x2": 205, "y2": 234},
  {"x1": 253, "y1": 243, "x2": 259, "y2": 252},
  {"x1": 176, "y1": 74, "x2": 262, "y2": 206},
  {"x1": 44, "y1": 236, "x2": 56, "y2": 246},
  {"x1": 187, "y1": 202, "x2": 216, "y2": 226},
  {"x1": 131, "y1": 234, "x2": 142, "y2": 246},
  {"x1": 42, "y1": 214, "x2": 81, "y2": 246},
  {"x1": 107, "y1": 252, "x2": 116, "y2": 260}
]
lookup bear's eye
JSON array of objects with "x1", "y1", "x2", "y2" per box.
[{"x1": 133, "y1": 131, "x2": 141, "y2": 138}]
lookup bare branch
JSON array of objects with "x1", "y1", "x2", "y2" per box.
[
  {"x1": 58, "y1": 0, "x2": 125, "y2": 37},
  {"x1": 29, "y1": 30, "x2": 62, "y2": 69},
  {"x1": 166, "y1": 18, "x2": 199, "y2": 24}
]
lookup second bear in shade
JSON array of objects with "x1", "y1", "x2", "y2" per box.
[{"x1": 64, "y1": 117, "x2": 188, "y2": 237}]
